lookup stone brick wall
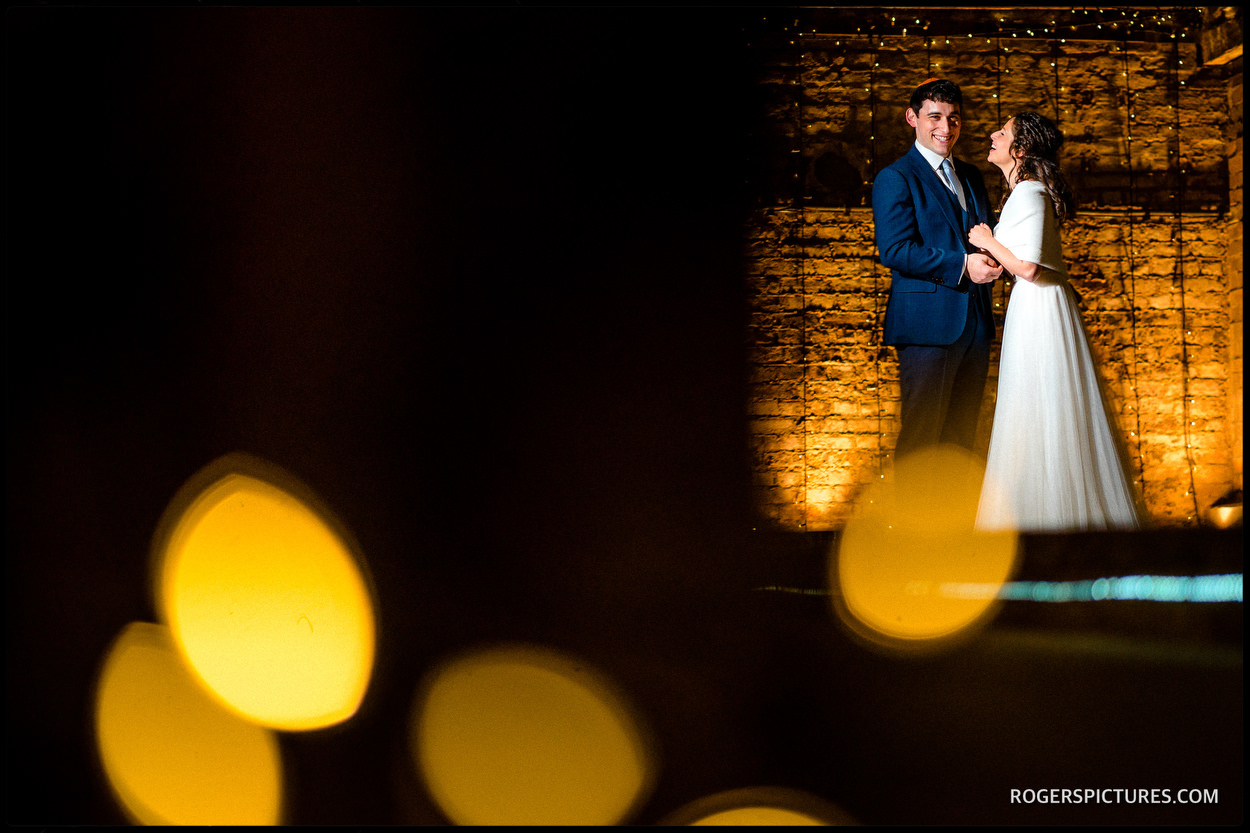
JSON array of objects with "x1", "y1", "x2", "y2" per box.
[
  {"x1": 745, "y1": 9, "x2": 1242, "y2": 530},
  {"x1": 1222, "y1": 67, "x2": 1243, "y2": 494}
]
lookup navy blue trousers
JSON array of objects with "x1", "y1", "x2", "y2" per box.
[{"x1": 893, "y1": 289, "x2": 992, "y2": 462}]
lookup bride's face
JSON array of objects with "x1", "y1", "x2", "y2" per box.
[{"x1": 988, "y1": 119, "x2": 1018, "y2": 172}]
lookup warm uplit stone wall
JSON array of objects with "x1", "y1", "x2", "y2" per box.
[
  {"x1": 745, "y1": 9, "x2": 1242, "y2": 530},
  {"x1": 1221, "y1": 68, "x2": 1243, "y2": 495},
  {"x1": 747, "y1": 209, "x2": 1233, "y2": 530}
]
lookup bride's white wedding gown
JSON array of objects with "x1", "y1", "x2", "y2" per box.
[{"x1": 976, "y1": 181, "x2": 1143, "y2": 532}]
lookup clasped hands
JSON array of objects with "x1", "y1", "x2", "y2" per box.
[{"x1": 966, "y1": 223, "x2": 1003, "y2": 284}]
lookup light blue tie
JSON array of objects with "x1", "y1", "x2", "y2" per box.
[{"x1": 940, "y1": 158, "x2": 967, "y2": 213}]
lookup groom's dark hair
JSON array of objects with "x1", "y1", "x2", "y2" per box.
[{"x1": 908, "y1": 79, "x2": 962, "y2": 113}]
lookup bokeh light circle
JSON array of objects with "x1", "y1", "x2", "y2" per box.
[
  {"x1": 94, "y1": 622, "x2": 284, "y2": 825},
  {"x1": 660, "y1": 786, "x2": 857, "y2": 826},
  {"x1": 832, "y1": 445, "x2": 1018, "y2": 650},
  {"x1": 153, "y1": 455, "x2": 377, "y2": 731},
  {"x1": 410, "y1": 643, "x2": 656, "y2": 825}
]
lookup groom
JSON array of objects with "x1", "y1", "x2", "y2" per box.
[{"x1": 872, "y1": 78, "x2": 1002, "y2": 462}]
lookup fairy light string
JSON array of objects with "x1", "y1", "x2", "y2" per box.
[
  {"x1": 1051, "y1": 29, "x2": 1062, "y2": 124},
  {"x1": 992, "y1": 34, "x2": 1009, "y2": 344},
  {"x1": 869, "y1": 33, "x2": 885, "y2": 477},
  {"x1": 791, "y1": 8, "x2": 1191, "y2": 49},
  {"x1": 1170, "y1": 30, "x2": 1203, "y2": 524},
  {"x1": 1121, "y1": 26, "x2": 1147, "y2": 500},
  {"x1": 994, "y1": 34, "x2": 1003, "y2": 126},
  {"x1": 792, "y1": 14, "x2": 809, "y2": 529}
]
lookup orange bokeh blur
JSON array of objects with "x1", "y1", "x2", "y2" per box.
[
  {"x1": 151, "y1": 454, "x2": 377, "y2": 731},
  {"x1": 409, "y1": 643, "x2": 657, "y2": 825},
  {"x1": 93, "y1": 622, "x2": 284, "y2": 825},
  {"x1": 831, "y1": 445, "x2": 1019, "y2": 651}
]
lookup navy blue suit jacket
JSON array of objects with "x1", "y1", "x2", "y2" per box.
[{"x1": 873, "y1": 145, "x2": 996, "y2": 346}]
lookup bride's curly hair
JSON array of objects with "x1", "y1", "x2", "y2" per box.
[{"x1": 1001, "y1": 111, "x2": 1077, "y2": 226}]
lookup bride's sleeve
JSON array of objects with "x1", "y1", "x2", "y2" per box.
[{"x1": 1003, "y1": 185, "x2": 1047, "y2": 266}]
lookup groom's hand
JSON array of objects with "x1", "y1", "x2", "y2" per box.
[{"x1": 967, "y1": 253, "x2": 1003, "y2": 284}]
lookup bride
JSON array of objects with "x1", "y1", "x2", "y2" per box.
[{"x1": 968, "y1": 112, "x2": 1143, "y2": 532}]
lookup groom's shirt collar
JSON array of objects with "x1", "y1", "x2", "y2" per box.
[{"x1": 914, "y1": 141, "x2": 952, "y2": 172}]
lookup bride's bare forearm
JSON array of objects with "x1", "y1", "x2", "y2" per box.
[{"x1": 984, "y1": 238, "x2": 1039, "y2": 282}]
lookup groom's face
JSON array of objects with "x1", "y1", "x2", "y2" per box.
[{"x1": 906, "y1": 98, "x2": 961, "y2": 158}]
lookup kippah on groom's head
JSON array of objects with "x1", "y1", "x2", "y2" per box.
[{"x1": 909, "y1": 79, "x2": 962, "y2": 113}]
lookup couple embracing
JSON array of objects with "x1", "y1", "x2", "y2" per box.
[{"x1": 872, "y1": 78, "x2": 1143, "y2": 533}]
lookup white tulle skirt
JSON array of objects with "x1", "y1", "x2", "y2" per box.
[{"x1": 976, "y1": 273, "x2": 1143, "y2": 532}]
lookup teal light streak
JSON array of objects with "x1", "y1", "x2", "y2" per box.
[
  {"x1": 995, "y1": 573, "x2": 1242, "y2": 603},
  {"x1": 755, "y1": 574, "x2": 1244, "y2": 603}
]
